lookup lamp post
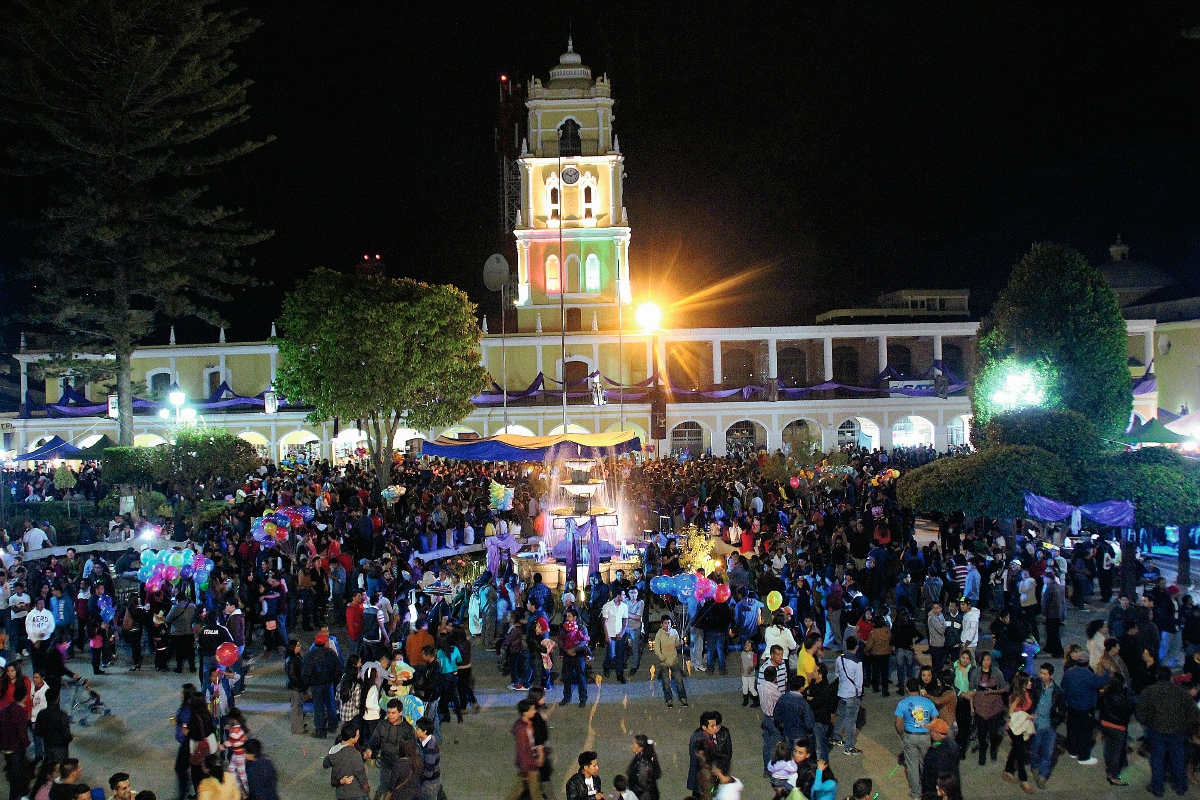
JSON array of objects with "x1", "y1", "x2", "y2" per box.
[
  {"x1": 636, "y1": 303, "x2": 663, "y2": 458},
  {"x1": 159, "y1": 383, "x2": 196, "y2": 435}
]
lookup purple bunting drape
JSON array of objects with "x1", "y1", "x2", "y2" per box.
[{"x1": 1023, "y1": 492, "x2": 1135, "y2": 531}]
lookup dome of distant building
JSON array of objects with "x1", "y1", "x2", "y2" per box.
[
  {"x1": 547, "y1": 37, "x2": 594, "y2": 89},
  {"x1": 1099, "y1": 236, "x2": 1174, "y2": 307}
]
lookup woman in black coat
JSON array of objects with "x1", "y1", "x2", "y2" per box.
[{"x1": 627, "y1": 734, "x2": 662, "y2": 800}]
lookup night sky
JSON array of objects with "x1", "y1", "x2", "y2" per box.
[{"x1": 5, "y1": 3, "x2": 1200, "y2": 341}]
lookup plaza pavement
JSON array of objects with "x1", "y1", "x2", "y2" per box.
[{"x1": 49, "y1": 593, "x2": 1194, "y2": 800}]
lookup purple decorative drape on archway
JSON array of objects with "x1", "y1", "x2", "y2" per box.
[{"x1": 486, "y1": 527, "x2": 520, "y2": 574}]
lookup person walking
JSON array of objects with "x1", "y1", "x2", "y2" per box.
[
  {"x1": 626, "y1": 734, "x2": 661, "y2": 800},
  {"x1": 920, "y1": 719, "x2": 960, "y2": 798},
  {"x1": 1061, "y1": 650, "x2": 1110, "y2": 765},
  {"x1": 832, "y1": 636, "x2": 864, "y2": 756},
  {"x1": 1028, "y1": 662, "x2": 1066, "y2": 789},
  {"x1": 894, "y1": 677, "x2": 938, "y2": 800},
  {"x1": 323, "y1": 723, "x2": 370, "y2": 800},
  {"x1": 687, "y1": 711, "x2": 732, "y2": 800},
  {"x1": 244, "y1": 738, "x2": 281, "y2": 800},
  {"x1": 558, "y1": 608, "x2": 590, "y2": 707},
  {"x1": 1097, "y1": 674, "x2": 1132, "y2": 786},
  {"x1": 602, "y1": 588, "x2": 630, "y2": 684},
  {"x1": 166, "y1": 593, "x2": 197, "y2": 674},
  {"x1": 773, "y1": 674, "x2": 815, "y2": 751},
  {"x1": 414, "y1": 717, "x2": 441, "y2": 800},
  {"x1": 364, "y1": 699, "x2": 417, "y2": 800},
  {"x1": 1134, "y1": 665, "x2": 1200, "y2": 797},
  {"x1": 969, "y1": 651, "x2": 1008, "y2": 765},
  {"x1": 1041, "y1": 570, "x2": 1067, "y2": 659},
  {"x1": 805, "y1": 663, "x2": 838, "y2": 763},
  {"x1": 926, "y1": 603, "x2": 947, "y2": 674},
  {"x1": 285, "y1": 640, "x2": 307, "y2": 735},
  {"x1": 302, "y1": 632, "x2": 343, "y2": 739},
  {"x1": 1001, "y1": 671, "x2": 1035, "y2": 794},
  {"x1": 504, "y1": 698, "x2": 544, "y2": 800},
  {"x1": 651, "y1": 616, "x2": 687, "y2": 708}
]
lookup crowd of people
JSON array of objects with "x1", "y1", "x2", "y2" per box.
[{"x1": 0, "y1": 444, "x2": 1197, "y2": 799}]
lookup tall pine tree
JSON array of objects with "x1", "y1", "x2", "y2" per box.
[{"x1": 0, "y1": 0, "x2": 272, "y2": 443}]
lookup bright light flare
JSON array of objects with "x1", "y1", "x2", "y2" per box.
[
  {"x1": 990, "y1": 369, "x2": 1045, "y2": 410},
  {"x1": 635, "y1": 302, "x2": 662, "y2": 332}
]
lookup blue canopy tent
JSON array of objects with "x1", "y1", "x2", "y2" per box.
[
  {"x1": 18, "y1": 436, "x2": 83, "y2": 461},
  {"x1": 420, "y1": 431, "x2": 642, "y2": 461}
]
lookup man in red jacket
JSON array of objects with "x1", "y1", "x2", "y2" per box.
[
  {"x1": 345, "y1": 590, "x2": 364, "y2": 651},
  {"x1": 504, "y1": 698, "x2": 543, "y2": 800}
]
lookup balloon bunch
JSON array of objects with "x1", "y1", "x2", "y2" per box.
[
  {"x1": 249, "y1": 505, "x2": 315, "y2": 545},
  {"x1": 869, "y1": 468, "x2": 901, "y2": 486},
  {"x1": 648, "y1": 573, "x2": 733, "y2": 603},
  {"x1": 381, "y1": 485, "x2": 406, "y2": 502},
  {"x1": 137, "y1": 549, "x2": 215, "y2": 593}
]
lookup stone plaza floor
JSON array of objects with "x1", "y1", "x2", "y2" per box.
[{"x1": 48, "y1": 595, "x2": 1192, "y2": 800}]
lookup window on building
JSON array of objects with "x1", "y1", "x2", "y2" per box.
[
  {"x1": 565, "y1": 308, "x2": 582, "y2": 331},
  {"x1": 583, "y1": 185, "x2": 594, "y2": 219},
  {"x1": 777, "y1": 347, "x2": 807, "y2": 388},
  {"x1": 558, "y1": 119, "x2": 582, "y2": 157},
  {"x1": 563, "y1": 358, "x2": 589, "y2": 386},
  {"x1": 722, "y1": 348, "x2": 754, "y2": 387},
  {"x1": 584, "y1": 254, "x2": 601, "y2": 292},
  {"x1": 545, "y1": 255, "x2": 561, "y2": 294},
  {"x1": 942, "y1": 343, "x2": 964, "y2": 380},
  {"x1": 148, "y1": 371, "x2": 173, "y2": 399},
  {"x1": 837, "y1": 419, "x2": 860, "y2": 447},
  {"x1": 832, "y1": 346, "x2": 859, "y2": 386},
  {"x1": 206, "y1": 369, "x2": 223, "y2": 398},
  {"x1": 670, "y1": 421, "x2": 704, "y2": 456},
  {"x1": 549, "y1": 186, "x2": 560, "y2": 220},
  {"x1": 887, "y1": 344, "x2": 912, "y2": 376},
  {"x1": 60, "y1": 374, "x2": 85, "y2": 401}
]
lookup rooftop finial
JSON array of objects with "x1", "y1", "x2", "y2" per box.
[
  {"x1": 1110, "y1": 234, "x2": 1129, "y2": 262},
  {"x1": 567, "y1": 35, "x2": 574, "y2": 53}
]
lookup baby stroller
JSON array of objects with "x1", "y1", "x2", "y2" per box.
[{"x1": 65, "y1": 677, "x2": 110, "y2": 726}]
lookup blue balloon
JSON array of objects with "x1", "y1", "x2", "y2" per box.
[
  {"x1": 137, "y1": 565, "x2": 154, "y2": 583},
  {"x1": 299, "y1": 505, "x2": 315, "y2": 522},
  {"x1": 100, "y1": 606, "x2": 114, "y2": 623},
  {"x1": 674, "y1": 573, "x2": 697, "y2": 599},
  {"x1": 649, "y1": 575, "x2": 673, "y2": 595}
]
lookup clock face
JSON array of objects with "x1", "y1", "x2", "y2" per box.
[{"x1": 561, "y1": 166, "x2": 581, "y2": 185}]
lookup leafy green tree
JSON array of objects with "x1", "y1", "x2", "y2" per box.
[
  {"x1": 101, "y1": 447, "x2": 158, "y2": 486},
  {"x1": 151, "y1": 426, "x2": 261, "y2": 531},
  {"x1": 896, "y1": 445, "x2": 1074, "y2": 519},
  {"x1": 0, "y1": 0, "x2": 272, "y2": 444},
  {"x1": 1083, "y1": 448, "x2": 1200, "y2": 587},
  {"x1": 974, "y1": 242, "x2": 1131, "y2": 436},
  {"x1": 275, "y1": 268, "x2": 488, "y2": 490},
  {"x1": 983, "y1": 408, "x2": 1103, "y2": 469}
]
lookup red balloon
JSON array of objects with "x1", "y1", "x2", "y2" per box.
[
  {"x1": 714, "y1": 583, "x2": 731, "y2": 604},
  {"x1": 215, "y1": 642, "x2": 239, "y2": 668}
]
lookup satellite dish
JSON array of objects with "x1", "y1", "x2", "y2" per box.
[{"x1": 483, "y1": 253, "x2": 511, "y2": 292}]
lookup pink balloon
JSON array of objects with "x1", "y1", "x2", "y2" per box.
[
  {"x1": 147, "y1": 578, "x2": 161, "y2": 593},
  {"x1": 164, "y1": 565, "x2": 180, "y2": 581},
  {"x1": 790, "y1": 476, "x2": 801, "y2": 489},
  {"x1": 694, "y1": 577, "x2": 714, "y2": 601}
]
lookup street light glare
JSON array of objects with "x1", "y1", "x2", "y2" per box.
[
  {"x1": 990, "y1": 368, "x2": 1045, "y2": 410},
  {"x1": 635, "y1": 302, "x2": 662, "y2": 332},
  {"x1": 168, "y1": 384, "x2": 186, "y2": 407},
  {"x1": 180, "y1": 408, "x2": 197, "y2": 421},
  {"x1": 158, "y1": 408, "x2": 170, "y2": 419}
]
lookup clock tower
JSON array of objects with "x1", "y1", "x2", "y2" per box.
[{"x1": 513, "y1": 39, "x2": 632, "y2": 332}]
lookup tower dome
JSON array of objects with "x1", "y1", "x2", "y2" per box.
[
  {"x1": 1098, "y1": 236, "x2": 1174, "y2": 307},
  {"x1": 547, "y1": 37, "x2": 593, "y2": 88}
]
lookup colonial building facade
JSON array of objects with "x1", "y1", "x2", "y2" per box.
[{"x1": 3, "y1": 43, "x2": 1165, "y2": 462}]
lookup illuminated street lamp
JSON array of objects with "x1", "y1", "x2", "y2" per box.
[
  {"x1": 637, "y1": 302, "x2": 666, "y2": 456},
  {"x1": 989, "y1": 367, "x2": 1046, "y2": 410},
  {"x1": 159, "y1": 383, "x2": 196, "y2": 425}
]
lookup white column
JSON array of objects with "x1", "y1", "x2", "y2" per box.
[
  {"x1": 877, "y1": 336, "x2": 888, "y2": 375},
  {"x1": 481, "y1": 344, "x2": 489, "y2": 371},
  {"x1": 878, "y1": 412, "x2": 893, "y2": 449},
  {"x1": 823, "y1": 337, "x2": 834, "y2": 381},
  {"x1": 19, "y1": 360, "x2": 28, "y2": 407},
  {"x1": 712, "y1": 341, "x2": 723, "y2": 386},
  {"x1": 768, "y1": 339, "x2": 778, "y2": 381},
  {"x1": 269, "y1": 351, "x2": 277, "y2": 386},
  {"x1": 934, "y1": 409, "x2": 948, "y2": 452},
  {"x1": 170, "y1": 355, "x2": 178, "y2": 384},
  {"x1": 218, "y1": 354, "x2": 227, "y2": 387},
  {"x1": 1144, "y1": 332, "x2": 1155, "y2": 371},
  {"x1": 536, "y1": 345, "x2": 544, "y2": 378},
  {"x1": 933, "y1": 335, "x2": 943, "y2": 368},
  {"x1": 657, "y1": 339, "x2": 667, "y2": 386},
  {"x1": 592, "y1": 342, "x2": 600, "y2": 371}
]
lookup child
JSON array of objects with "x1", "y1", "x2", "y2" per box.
[
  {"x1": 712, "y1": 756, "x2": 743, "y2": 800},
  {"x1": 844, "y1": 777, "x2": 873, "y2": 800},
  {"x1": 740, "y1": 640, "x2": 759, "y2": 707},
  {"x1": 224, "y1": 707, "x2": 249, "y2": 795},
  {"x1": 613, "y1": 773, "x2": 637, "y2": 800},
  {"x1": 767, "y1": 740, "x2": 798, "y2": 797}
]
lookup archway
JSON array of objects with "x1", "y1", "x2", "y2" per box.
[
  {"x1": 279, "y1": 430, "x2": 320, "y2": 464},
  {"x1": 548, "y1": 423, "x2": 591, "y2": 435},
  {"x1": 393, "y1": 428, "x2": 428, "y2": 451},
  {"x1": 838, "y1": 417, "x2": 880, "y2": 449},
  {"x1": 782, "y1": 419, "x2": 821, "y2": 456},
  {"x1": 947, "y1": 414, "x2": 972, "y2": 447},
  {"x1": 670, "y1": 421, "x2": 706, "y2": 457},
  {"x1": 133, "y1": 434, "x2": 168, "y2": 448},
  {"x1": 77, "y1": 433, "x2": 106, "y2": 449},
  {"x1": 495, "y1": 424, "x2": 536, "y2": 437},
  {"x1": 725, "y1": 420, "x2": 766, "y2": 456},
  {"x1": 891, "y1": 415, "x2": 934, "y2": 447},
  {"x1": 440, "y1": 425, "x2": 481, "y2": 440},
  {"x1": 333, "y1": 428, "x2": 368, "y2": 462},
  {"x1": 238, "y1": 431, "x2": 269, "y2": 459}
]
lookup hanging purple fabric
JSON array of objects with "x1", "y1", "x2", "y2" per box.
[
  {"x1": 1023, "y1": 492, "x2": 1135, "y2": 530},
  {"x1": 587, "y1": 516, "x2": 603, "y2": 578},
  {"x1": 486, "y1": 526, "x2": 520, "y2": 574}
]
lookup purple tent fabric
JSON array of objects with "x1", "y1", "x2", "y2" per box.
[{"x1": 1023, "y1": 492, "x2": 1135, "y2": 529}]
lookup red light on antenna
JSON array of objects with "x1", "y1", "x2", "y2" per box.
[
  {"x1": 500, "y1": 74, "x2": 508, "y2": 81},
  {"x1": 363, "y1": 254, "x2": 369, "y2": 260},
  {"x1": 375, "y1": 254, "x2": 381, "y2": 259}
]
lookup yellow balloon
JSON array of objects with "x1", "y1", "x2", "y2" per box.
[{"x1": 766, "y1": 591, "x2": 783, "y2": 612}]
